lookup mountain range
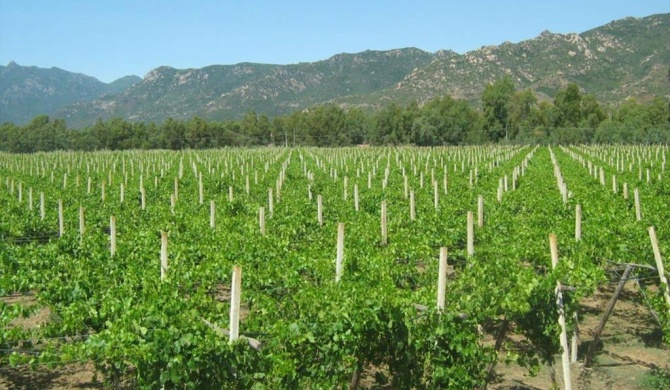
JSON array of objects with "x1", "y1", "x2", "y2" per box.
[
  {"x1": 1, "y1": 13, "x2": 668, "y2": 128},
  {"x1": 0, "y1": 62, "x2": 141, "y2": 125}
]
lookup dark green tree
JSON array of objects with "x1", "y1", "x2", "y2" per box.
[
  {"x1": 482, "y1": 76, "x2": 516, "y2": 141},
  {"x1": 507, "y1": 89, "x2": 538, "y2": 139},
  {"x1": 553, "y1": 83, "x2": 583, "y2": 127}
]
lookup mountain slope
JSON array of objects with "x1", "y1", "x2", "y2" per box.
[
  {"x1": 341, "y1": 13, "x2": 670, "y2": 108},
  {"x1": 0, "y1": 62, "x2": 140, "y2": 124},
  {"x1": 6, "y1": 13, "x2": 669, "y2": 127},
  {"x1": 56, "y1": 48, "x2": 435, "y2": 126}
]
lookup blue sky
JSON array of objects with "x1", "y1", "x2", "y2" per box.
[{"x1": 0, "y1": 0, "x2": 667, "y2": 83}]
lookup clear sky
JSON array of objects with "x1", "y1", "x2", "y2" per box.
[{"x1": 0, "y1": 0, "x2": 668, "y2": 83}]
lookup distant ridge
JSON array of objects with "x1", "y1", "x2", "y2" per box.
[
  {"x1": 2, "y1": 13, "x2": 668, "y2": 127},
  {"x1": 0, "y1": 62, "x2": 141, "y2": 124}
]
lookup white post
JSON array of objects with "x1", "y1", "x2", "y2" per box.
[
  {"x1": 467, "y1": 211, "x2": 474, "y2": 257},
  {"x1": 110, "y1": 216, "x2": 117, "y2": 256},
  {"x1": 354, "y1": 184, "x2": 359, "y2": 212},
  {"x1": 550, "y1": 233, "x2": 572, "y2": 390},
  {"x1": 161, "y1": 232, "x2": 168, "y2": 281},
  {"x1": 634, "y1": 188, "x2": 641, "y2": 221},
  {"x1": 79, "y1": 206, "x2": 85, "y2": 242},
  {"x1": 229, "y1": 266, "x2": 242, "y2": 342},
  {"x1": 575, "y1": 204, "x2": 582, "y2": 241},
  {"x1": 336, "y1": 222, "x2": 344, "y2": 282},
  {"x1": 198, "y1": 173, "x2": 204, "y2": 205},
  {"x1": 317, "y1": 195, "x2": 323, "y2": 227},
  {"x1": 477, "y1": 195, "x2": 484, "y2": 228},
  {"x1": 58, "y1": 199, "x2": 64, "y2": 237},
  {"x1": 410, "y1": 191, "x2": 416, "y2": 221},
  {"x1": 404, "y1": 175, "x2": 408, "y2": 199},
  {"x1": 343, "y1": 176, "x2": 348, "y2": 201},
  {"x1": 437, "y1": 247, "x2": 448, "y2": 311},
  {"x1": 381, "y1": 200, "x2": 388, "y2": 245},
  {"x1": 259, "y1": 207, "x2": 266, "y2": 236},
  {"x1": 648, "y1": 226, "x2": 670, "y2": 310},
  {"x1": 623, "y1": 183, "x2": 628, "y2": 200}
]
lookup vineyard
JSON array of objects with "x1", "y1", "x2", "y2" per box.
[{"x1": 0, "y1": 145, "x2": 669, "y2": 389}]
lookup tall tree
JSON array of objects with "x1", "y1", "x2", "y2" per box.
[
  {"x1": 507, "y1": 89, "x2": 538, "y2": 139},
  {"x1": 482, "y1": 76, "x2": 516, "y2": 141},
  {"x1": 553, "y1": 83, "x2": 583, "y2": 127}
]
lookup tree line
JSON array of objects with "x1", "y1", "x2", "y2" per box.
[{"x1": 1, "y1": 77, "x2": 668, "y2": 153}]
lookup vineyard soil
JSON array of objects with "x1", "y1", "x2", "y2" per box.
[{"x1": 1, "y1": 281, "x2": 666, "y2": 390}]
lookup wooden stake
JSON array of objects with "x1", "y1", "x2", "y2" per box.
[
  {"x1": 40, "y1": 192, "x2": 45, "y2": 220},
  {"x1": 467, "y1": 211, "x2": 474, "y2": 257},
  {"x1": 79, "y1": 206, "x2": 85, "y2": 241},
  {"x1": 354, "y1": 184, "x2": 359, "y2": 212},
  {"x1": 58, "y1": 199, "x2": 64, "y2": 237},
  {"x1": 549, "y1": 233, "x2": 572, "y2": 390},
  {"x1": 410, "y1": 191, "x2": 416, "y2": 221},
  {"x1": 110, "y1": 216, "x2": 117, "y2": 256},
  {"x1": 268, "y1": 189, "x2": 274, "y2": 217},
  {"x1": 634, "y1": 188, "x2": 641, "y2": 221},
  {"x1": 259, "y1": 207, "x2": 266, "y2": 236},
  {"x1": 229, "y1": 266, "x2": 242, "y2": 342},
  {"x1": 623, "y1": 183, "x2": 628, "y2": 200},
  {"x1": 648, "y1": 226, "x2": 670, "y2": 310},
  {"x1": 343, "y1": 176, "x2": 348, "y2": 201},
  {"x1": 160, "y1": 232, "x2": 168, "y2": 281},
  {"x1": 584, "y1": 266, "x2": 631, "y2": 367},
  {"x1": 477, "y1": 195, "x2": 484, "y2": 228},
  {"x1": 571, "y1": 311, "x2": 579, "y2": 363},
  {"x1": 381, "y1": 200, "x2": 388, "y2": 245},
  {"x1": 403, "y1": 175, "x2": 408, "y2": 199},
  {"x1": 437, "y1": 247, "x2": 448, "y2": 311},
  {"x1": 575, "y1": 204, "x2": 582, "y2": 241},
  {"x1": 336, "y1": 222, "x2": 344, "y2": 282},
  {"x1": 198, "y1": 173, "x2": 204, "y2": 205}
]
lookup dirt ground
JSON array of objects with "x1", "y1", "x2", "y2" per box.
[
  {"x1": 0, "y1": 279, "x2": 667, "y2": 390},
  {"x1": 488, "y1": 279, "x2": 669, "y2": 390}
]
